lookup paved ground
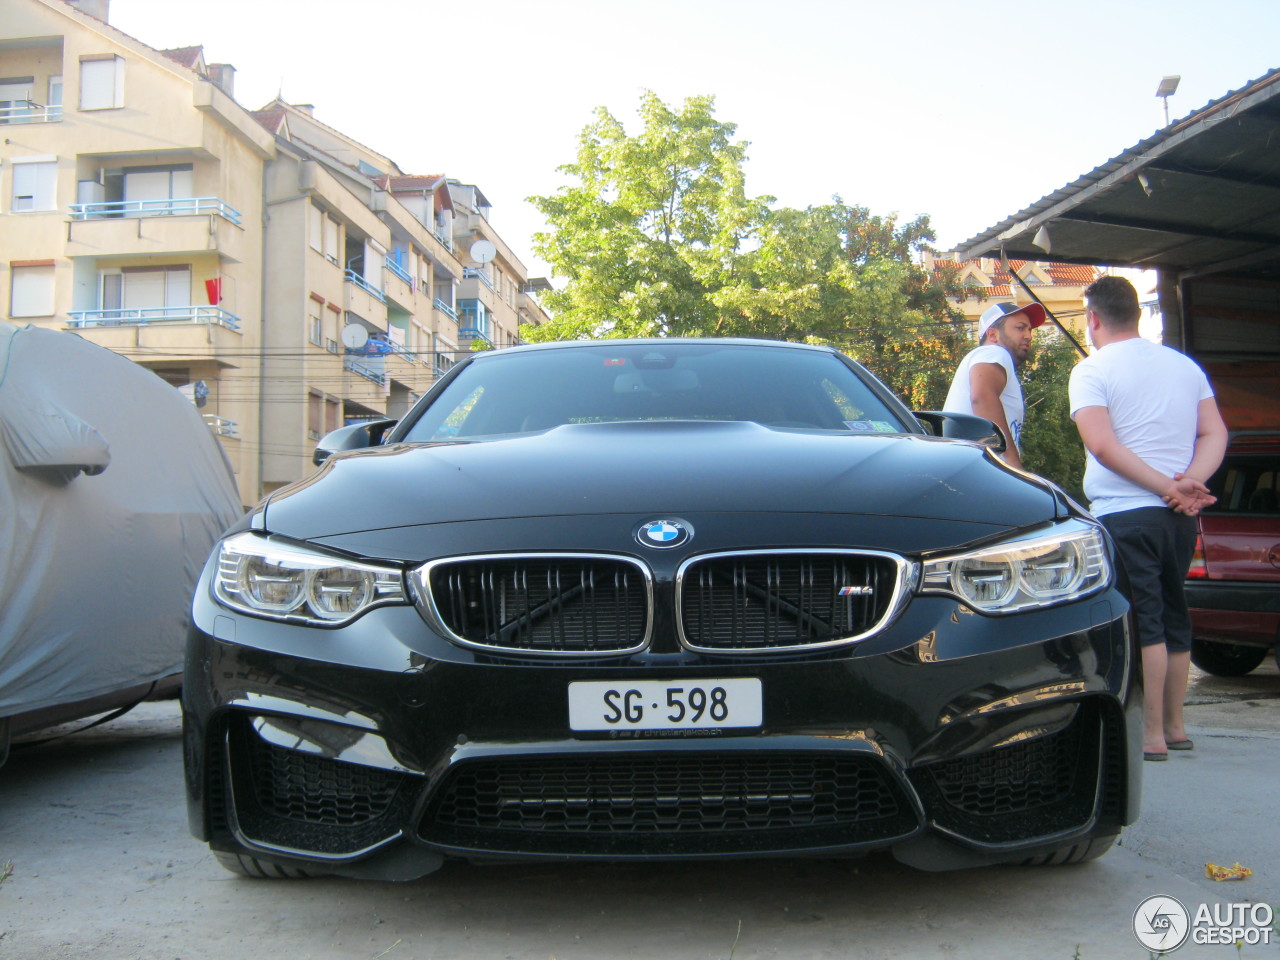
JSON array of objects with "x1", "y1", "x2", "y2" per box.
[{"x1": 1, "y1": 661, "x2": 1278, "y2": 960}]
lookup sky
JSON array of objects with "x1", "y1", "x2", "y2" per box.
[{"x1": 105, "y1": 0, "x2": 1280, "y2": 280}]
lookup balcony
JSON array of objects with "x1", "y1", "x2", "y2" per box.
[
  {"x1": 433, "y1": 298, "x2": 458, "y2": 322},
  {"x1": 433, "y1": 352, "x2": 458, "y2": 378},
  {"x1": 457, "y1": 299, "x2": 494, "y2": 346},
  {"x1": 68, "y1": 305, "x2": 242, "y2": 330},
  {"x1": 388, "y1": 340, "x2": 418, "y2": 364},
  {"x1": 0, "y1": 102, "x2": 62, "y2": 124},
  {"x1": 344, "y1": 356, "x2": 386, "y2": 386},
  {"x1": 344, "y1": 269, "x2": 386, "y2": 303},
  {"x1": 203, "y1": 414, "x2": 239, "y2": 437},
  {"x1": 385, "y1": 257, "x2": 414, "y2": 288},
  {"x1": 66, "y1": 199, "x2": 249, "y2": 263},
  {"x1": 71, "y1": 197, "x2": 242, "y2": 225},
  {"x1": 463, "y1": 267, "x2": 495, "y2": 291}
]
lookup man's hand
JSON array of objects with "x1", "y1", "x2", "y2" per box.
[{"x1": 1163, "y1": 473, "x2": 1216, "y2": 515}]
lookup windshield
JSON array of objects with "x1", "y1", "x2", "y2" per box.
[{"x1": 400, "y1": 342, "x2": 911, "y2": 442}]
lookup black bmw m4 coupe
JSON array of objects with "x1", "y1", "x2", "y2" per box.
[{"x1": 183, "y1": 338, "x2": 1139, "y2": 879}]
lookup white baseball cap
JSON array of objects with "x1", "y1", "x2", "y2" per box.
[{"x1": 977, "y1": 301, "x2": 1047, "y2": 340}]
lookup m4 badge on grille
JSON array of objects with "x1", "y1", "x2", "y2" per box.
[{"x1": 838, "y1": 586, "x2": 873, "y2": 596}]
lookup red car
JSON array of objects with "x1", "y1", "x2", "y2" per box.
[{"x1": 1185, "y1": 432, "x2": 1280, "y2": 675}]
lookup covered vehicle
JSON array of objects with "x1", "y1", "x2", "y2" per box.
[
  {"x1": 1185, "y1": 431, "x2": 1280, "y2": 676},
  {"x1": 0, "y1": 321, "x2": 242, "y2": 765},
  {"x1": 184, "y1": 338, "x2": 1138, "y2": 879}
]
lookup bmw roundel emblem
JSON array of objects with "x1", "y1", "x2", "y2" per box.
[{"x1": 637, "y1": 519, "x2": 692, "y2": 549}]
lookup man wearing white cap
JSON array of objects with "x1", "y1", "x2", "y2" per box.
[{"x1": 943, "y1": 301, "x2": 1046, "y2": 469}]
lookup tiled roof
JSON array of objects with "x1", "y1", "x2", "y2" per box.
[
  {"x1": 378, "y1": 175, "x2": 446, "y2": 192},
  {"x1": 1044, "y1": 262, "x2": 1097, "y2": 284},
  {"x1": 160, "y1": 46, "x2": 203, "y2": 69},
  {"x1": 250, "y1": 105, "x2": 287, "y2": 135},
  {"x1": 936, "y1": 256, "x2": 1098, "y2": 289}
]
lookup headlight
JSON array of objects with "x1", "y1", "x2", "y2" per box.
[
  {"x1": 920, "y1": 522, "x2": 1110, "y2": 614},
  {"x1": 213, "y1": 532, "x2": 407, "y2": 625}
]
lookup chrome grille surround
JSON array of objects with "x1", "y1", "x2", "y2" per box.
[
  {"x1": 676, "y1": 549, "x2": 917, "y2": 653},
  {"x1": 413, "y1": 553, "x2": 653, "y2": 657}
]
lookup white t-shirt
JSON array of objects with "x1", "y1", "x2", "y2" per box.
[
  {"x1": 1068, "y1": 337, "x2": 1214, "y2": 517},
  {"x1": 943, "y1": 344, "x2": 1024, "y2": 450}
]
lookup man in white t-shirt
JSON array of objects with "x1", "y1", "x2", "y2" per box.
[
  {"x1": 943, "y1": 301, "x2": 1046, "y2": 469},
  {"x1": 1068, "y1": 275, "x2": 1227, "y2": 763}
]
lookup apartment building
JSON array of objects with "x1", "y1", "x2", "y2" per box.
[
  {"x1": 1, "y1": 0, "x2": 549, "y2": 504},
  {"x1": 924, "y1": 251, "x2": 1099, "y2": 346}
]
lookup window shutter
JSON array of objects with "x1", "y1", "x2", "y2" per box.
[
  {"x1": 11, "y1": 265, "x2": 55, "y2": 317},
  {"x1": 80, "y1": 56, "x2": 124, "y2": 110}
]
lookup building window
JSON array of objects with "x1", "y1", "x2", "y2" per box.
[
  {"x1": 308, "y1": 203, "x2": 323, "y2": 253},
  {"x1": 10, "y1": 262, "x2": 55, "y2": 317},
  {"x1": 119, "y1": 164, "x2": 194, "y2": 214},
  {"x1": 308, "y1": 300, "x2": 323, "y2": 346},
  {"x1": 47, "y1": 76, "x2": 62, "y2": 119},
  {"x1": 11, "y1": 158, "x2": 57, "y2": 211},
  {"x1": 79, "y1": 56, "x2": 124, "y2": 111},
  {"x1": 308, "y1": 391, "x2": 324, "y2": 439},
  {"x1": 101, "y1": 266, "x2": 191, "y2": 314},
  {"x1": 323, "y1": 216, "x2": 340, "y2": 264},
  {"x1": 0, "y1": 77, "x2": 34, "y2": 124}
]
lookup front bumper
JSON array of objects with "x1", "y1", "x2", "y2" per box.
[{"x1": 184, "y1": 582, "x2": 1139, "y2": 878}]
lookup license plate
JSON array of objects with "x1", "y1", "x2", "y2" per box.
[{"x1": 568, "y1": 678, "x2": 762, "y2": 731}]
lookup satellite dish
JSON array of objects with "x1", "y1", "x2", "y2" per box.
[
  {"x1": 340, "y1": 323, "x2": 369, "y2": 350},
  {"x1": 470, "y1": 239, "x2": 497, "y2": 264}
]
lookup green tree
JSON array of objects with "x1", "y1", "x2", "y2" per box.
[
  {"x1": 526, "y1": 93, "x2": 970, "y2": 409},
  {"x1": 1021, "y1": 334, "x2": 1086, "y2": 501},
  {"x1": 793, "y1": 205, "x2": 970, "y2": 409},
  {"x1": 527, "y1": 91, "x2": 771, "y2": 339}
]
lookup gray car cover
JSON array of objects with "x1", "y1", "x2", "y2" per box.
[{"x1": 0, "y1": 321, "x2": 242, "y2": 718}]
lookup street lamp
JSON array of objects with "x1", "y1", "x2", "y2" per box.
[{"x1": 1156, "y1": 75, "x2": 1180, "y2": 126}]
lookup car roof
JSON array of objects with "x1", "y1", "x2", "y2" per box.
[
  {"x1": 1226, "y1": 431, "x2": 1280, "y2": 453},
  {"x1": 469, "y1": 338, "x2": 842, "y2": 360}
]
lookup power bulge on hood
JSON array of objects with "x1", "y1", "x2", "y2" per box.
[{"x1": 183, "y1": 338, "x2": 1138, "y2": 880}]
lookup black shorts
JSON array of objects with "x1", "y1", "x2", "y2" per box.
[{"x1": 1099, "y1": 506, "x2": 1198, "y2": 652}]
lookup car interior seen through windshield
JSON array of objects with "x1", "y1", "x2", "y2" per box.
[{"x1": 401, "y1": 343, "x2": 908, "y2": 442}]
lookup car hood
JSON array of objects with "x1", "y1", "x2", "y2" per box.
[{"x1": 260, "y1": 421, "x2": 1058, "y2": 541}]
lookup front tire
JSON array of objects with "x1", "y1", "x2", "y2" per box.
[{"x1": 1190, "y1": 638, "x2": 1268, "y2": 676}]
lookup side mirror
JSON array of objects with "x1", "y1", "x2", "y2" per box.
[
  {"x1": 312, "y1": 418, "x2": 397, "y2": 466},
  {"x1": 913, "y1": 411, "x2": 1007, "y2": 452},
  {"x1": 0, "y1": 399, "x2": 111, "y2": 485}
]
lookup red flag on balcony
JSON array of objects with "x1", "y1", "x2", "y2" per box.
[{"x1": 205, "y1": 277, "x2": 222, "y2": 305}]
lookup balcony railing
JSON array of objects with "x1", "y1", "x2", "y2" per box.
[
  {"x1": 433, "y1": 352, "x2": 458, "y2": 378},
  {"x1": 457, "y1": 299, "x2": 493, "y2": 345},
  {"x1": 384, "y1": 256, "x2": 414, "y2": 288},
  {"x1": 344, "y1": 269, "x2": 387, "y2": 302},
  {"x1": 463, "y1": 267, "x2": 495, "y2": 291},
  {"x1": 433, "y1": 298, "x2": 458, "y2": 321},
  {"x1": 203, "y1": 414, "x2": 239, "y2": 437},
  {"x1": 432, "y1": 228, "x2": 453, "y2": 252},
  {"x1": 0, "y1": 102, "x2": 63, "y2": 124},
  {"x1": 344, "y1": 356, "x2": 386, "y2": 386},
  {"x1": 68, "y1": 305, "x2": 242, "y2": 331},
  {"x1": 69, "y1": 197, "x2": 243, "y2": 226},
  {"x1": 389, "y1": 341, "x2": 418, "y2": 364}
]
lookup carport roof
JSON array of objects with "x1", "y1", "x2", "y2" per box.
[{"x1": 957, "y1": 68, "x2": 1280, "y2": 282}]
